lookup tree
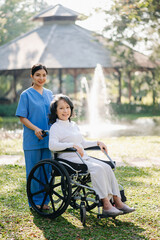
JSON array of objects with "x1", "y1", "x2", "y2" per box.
[
  {"x1": 104, "y1": 0, "x2": 160, "y2": 56},
  {"x1": 102, "y1": 0, "x2": 160, "y2": 104},
  {"x1": 0, "y1": 0, "x2": 48, "y2": 46},
  {"x1": 0, "y1": 0, "x2": 49, "y2": 102}
]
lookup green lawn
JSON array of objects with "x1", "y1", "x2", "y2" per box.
[
  {"x1": 0, "y1": 165, "x2": 159, "y2": 240},
  {"x1": 0, "y1": 123, "x2": 160, "y2": 239}
]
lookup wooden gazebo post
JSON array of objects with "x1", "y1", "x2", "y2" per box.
[
  {"x1": 58, "y1": 69, "x2": 63, "y2": 93},
  {"x1": 115, "y1": 68, "x2": 122, "y2": 104},
  {"x1": 127, "y1": 71, "x2": 132, "y2": 103},
  {"x1": 73, "y1": 69, "x2": 78, "y2": 99},
  {"x1": 13, "y1": 71, "x2": 17, "y2": 102},
  {"x1": 151, "y1": 70, "x2": 156, "y2": 105}
]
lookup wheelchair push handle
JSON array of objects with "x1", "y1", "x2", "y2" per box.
[
  {"x1": 41, "y1": 130, "x2": 49, "y2": 138},
  {"x1": 38, "y1": 130, "x2": 49, "y2": 141}
]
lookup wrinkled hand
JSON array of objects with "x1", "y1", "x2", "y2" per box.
[
  {"x1": 97, "y1": 141, "x2": 108, "y2": 154},
  {"x1": 73, "y1": 145, "x2": 84, "y2": 157},
  {"x1": 34, "y1": 127, "x2": 43, "y2": 140}
]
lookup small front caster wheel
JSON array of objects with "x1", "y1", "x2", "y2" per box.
[{"x1": 80, "y1": 202, "x2": 86, "y2": 226}]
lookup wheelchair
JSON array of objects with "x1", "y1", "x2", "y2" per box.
[{"x1": 27, "y1": 143, "x2": 127, "y2": 226}]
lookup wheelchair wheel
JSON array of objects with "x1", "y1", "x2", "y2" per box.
[
  {"x1": 27, "y1": 159, "x2": 71, "y2": 219},
  {"x1": 71, "y1": 175, "x2": 97, "y2": 211},
  {"x1": 80, "y1": 202, "x2": 86, "y2": 226}
]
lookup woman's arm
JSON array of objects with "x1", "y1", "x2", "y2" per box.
[
  {"x1": 49, "y1": 125, "x2": 73, "y2": 151},
  {"x1": 20, "y1": 117, "x2": 43, "y2": 140}
]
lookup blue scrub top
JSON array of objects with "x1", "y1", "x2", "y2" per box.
[{"x1": 16, "y1": 87, "x2": 53, "y2": 150}]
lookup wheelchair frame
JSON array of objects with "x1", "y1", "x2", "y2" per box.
[{"x1": 27, "y1": 146, "x2": 127, "y2": 226}]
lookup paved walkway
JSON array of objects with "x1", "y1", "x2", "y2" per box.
[
  {"x1": 0, "y1": 155, "x2": 25, "y2": 166},
  {"x1": 0, "y1": 154, "x2": 160, "y2": 167}
]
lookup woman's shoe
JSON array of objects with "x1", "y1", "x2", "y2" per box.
[
  {"x1": 102, "y1": 206, "x2": 123, "y2": 216},
  {"x1": 118, "y1": 204, "x2": 135, "y2": 214}
]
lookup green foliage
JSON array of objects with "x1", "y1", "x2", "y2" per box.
[
  {"x1": 0, "y1": 75, "x2": 14, "y2": 98},
  {"x1": 102, "y1": 0, "x2": 160, "y2": 104},
  {"x1": 110, "y1": 102, "x2": 160, "y2": 115},
  {"x1": 105, "y1": 0, "x2": 160, "y2": 51},
  {"x1": 0, "y1": 103, "x2": 18, "y2": 116},
  {"x1": 0, "y1": 0, "x2": 49, "y2": 46}
]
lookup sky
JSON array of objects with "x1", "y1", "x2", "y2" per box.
[{"x1": 45, "y1": 0, "x2": 112, "y2": 33}]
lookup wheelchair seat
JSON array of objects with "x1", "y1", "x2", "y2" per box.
[{"x1": 56, "y1": 158, "x2": 88, "y2": 175}]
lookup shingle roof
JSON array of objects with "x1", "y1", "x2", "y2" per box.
[
  {"x1": 32, "y1": 4, "x2": 80, "y2": 21},
  {"x1": 0, "y1": 4, "x2": 112, "y2": 73}
]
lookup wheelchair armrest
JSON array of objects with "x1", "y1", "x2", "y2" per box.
[
  {"x1": 55, "y1": 147, "x2": 77, "y2": 153},
  {"x1": 84, "y1": 146, "x2": 100, "y2": 151}
]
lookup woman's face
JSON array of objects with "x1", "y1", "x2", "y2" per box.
[
  {"x1": 56, "y1": 99, "x2": 71, "y2": 121},
  {"x1": 31, "y1": 69, "x2": 47, "y2": 87}
]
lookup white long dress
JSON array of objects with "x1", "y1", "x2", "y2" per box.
[{"x1": 49, "y1": 119, "x2": 121, "y2": 199}]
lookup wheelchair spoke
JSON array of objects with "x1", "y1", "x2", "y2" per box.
[
  {"x1": 52, "y1": 190, "x2": 64, "y2": 200},
  {"x1": 32, "y1": 176, "x2": 45, "y2": 187},
  {"x1": 52, "y1": 182, "x2": 61, "y2": 188},
  {"x1": 42, "y1": 165, "x2": 48, "y2": 184},
  {"x1": 82, "y1": 188, "x2": 86, "y2": 196},
  {"x1": 40, "y1": 192, "x2": 48, "y2": 209},
  {"x1": 31, "y1": 189, "x2": 45, "y2": 196},
  {"x1": 48, "y1": 173, "x2": 55, "y2": 186},
  {"x1": 49, "y1": 194, "x2": 55, "y2": 212}
]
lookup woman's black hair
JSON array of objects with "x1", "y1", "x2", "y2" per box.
[
  {"x1": 49, "y1": 94, "x2": 74, "y2": 124},
  {"x1": 31, "y1": 63, "x2": 48, "y2": 76}
]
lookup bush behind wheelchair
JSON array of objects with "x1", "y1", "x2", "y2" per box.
[{"x1": 27, "y1": 138, "x2": 127, "y2": 226}]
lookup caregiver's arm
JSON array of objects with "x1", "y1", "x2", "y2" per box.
[{"x1": 19, "y1": 116, "x2": 43, "y2": 140}]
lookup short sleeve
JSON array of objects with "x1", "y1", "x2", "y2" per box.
[{"x1": 16, "y1": 92, "x2": 28, "y2": 118}]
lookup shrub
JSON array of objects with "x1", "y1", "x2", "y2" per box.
[
  {"x1": 0, "y1": 103, "x2": 18, "y2": 116},
  {"x1": 110, "y1": 103, "x2": 160, "y2": 115}
]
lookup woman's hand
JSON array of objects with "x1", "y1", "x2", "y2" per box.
[
  {"x1": 97, "y1": 141, "x2": 108, "y2": 154},
  {"x1": 73, "y1": 145, "x2": 84, "y2": 157},
  {"x1": 20, "y1": 117, "x2": 43, "y2": 140},
  {"x1": 34, "y1": 127, "x2": 43, "y2": 140}
]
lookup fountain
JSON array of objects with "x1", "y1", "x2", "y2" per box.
[
  {"x1": 79, "y1": 64, "x2": 160, "y2": 137},
  {"x1": 79, "y1": 64, "x2": 130, "y2": 137}
]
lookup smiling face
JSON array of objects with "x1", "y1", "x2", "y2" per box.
[
  {"x1": 31, "y1": 69, "x2": 47, "y2": 87},
  {"x1": 56, "y1": 99, "x2": 71, "y2": 121}
]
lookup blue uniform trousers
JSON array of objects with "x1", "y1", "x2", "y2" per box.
[{"x1": 24, "y1": 148, "x2": 52, "y2": 206}]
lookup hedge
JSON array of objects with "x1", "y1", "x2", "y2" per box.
[
  {"x1": 0, "y1": 102, "x2": 160, "y2": 117},
  {"x1": 0, "y1": 103, "x2": 18, "y2": 117}
]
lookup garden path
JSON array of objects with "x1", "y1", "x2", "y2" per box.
[{"x1": 0, "y1": 154, "x2": 160, "y2": 167}]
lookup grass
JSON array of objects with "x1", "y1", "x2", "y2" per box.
[
  {"x1": 0, "y1": 164, "x2": 159, "y2": 240},
  {"x1": 1, "y1": 135, "x2": 160, "y2": 161},
  {"x1": 0, "y1": 117, "x2": 160, "y2": 239}
]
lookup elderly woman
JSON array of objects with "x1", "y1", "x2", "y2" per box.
[{"x1": 49, "y1": 94, "x2": 135, "y2": 217}]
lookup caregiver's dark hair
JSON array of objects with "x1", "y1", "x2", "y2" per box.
[
  {"x1": 49, "y1": 94, "x2": 74, "y2": 124},
  {"x1": 31, "y1": 63, "x2": 48, "y2": 76}
]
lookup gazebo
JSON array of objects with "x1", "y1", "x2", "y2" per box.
[{"x1": 0, "y1": 4, "x2": 113, "y2": 102}]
